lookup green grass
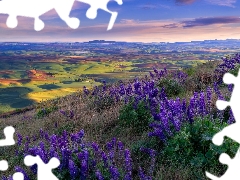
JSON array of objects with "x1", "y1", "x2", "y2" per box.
[{"x1": 0, "y1": 57, "x2": 207, "y2": 113}]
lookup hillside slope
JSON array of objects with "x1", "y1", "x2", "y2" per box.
[{"x1": 1, "y1": 54, "x2": 240, "y2": 179}]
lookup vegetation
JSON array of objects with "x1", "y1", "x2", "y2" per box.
[{"x1": 1, "y1": 53, "x2": 240, "y2": 179}]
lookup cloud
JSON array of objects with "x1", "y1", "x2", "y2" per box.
[
  {"x1": 175, "y1": 0, "x2": 196, "y2": 5},
  {"x1": 161, "y1": 23, "x2": 179, "y2": 28},
  {"x1": 1, "y1": 18, "x2": 240, "y2": 43},
  {"x1": 120, "y1": 19, "x2": 139, "y2": 24},
  {"x1": 181, "y1": 16, "x2": 240, "y2": 27},
  {"x1": 138, "y1": 3, "x2": 171, "y2": 10},
  {"x1": 175, "y1": 0, "x2": 236, "y2": 7},
  {"x1": 205, "y1": 0, "x2": 236, "y2": 7}
]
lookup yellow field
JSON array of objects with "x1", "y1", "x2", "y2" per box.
[{"x1": 26, "y1": 87, "x2": 82, "y2": 102}]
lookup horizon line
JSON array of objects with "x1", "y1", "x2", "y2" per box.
[{"x1": 0, "y1": 38, "x2": 240, "y2": 44}]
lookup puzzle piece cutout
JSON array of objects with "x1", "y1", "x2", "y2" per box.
[
  {"x1": 212, "y1": 69, "x2": 240, "y2": 146},
  {"x1": 12, "y1": 172, "x2": 24, "y2": 180},
  {"x1": 77, "y1": 0, "x2": 123, "y2": 30},
  {"x1": 0, "y1": 0, "x2": 79, "y2": 31},
  {"x1": 0, "y1": 126, "x2": 15, "y2": 146},
  {"x1": 0, "y1": 126, "x2": 15, "y2": 171},
  {"x1": 206, "y1": 148, "x2": 240, "y2": 180},
  {"x1": 23, "y1": 155, "x2": 60, "y2": 180},
  {"x1": 0, "y1": 0, "x2": 123, "y2": 31},
  {"x1": 205, "y1": 69, "x2": 240, "y2": 179}
]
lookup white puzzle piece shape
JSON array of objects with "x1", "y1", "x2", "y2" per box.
[
  {"x1": 77, "y1": 0, "x2": 123, "y2": 30},
  {"x1": 0, "y1": 0, "x2": 123, "y2": 31},
  {"x1": 24, "y1": 155, "x2": 60, "y2": 180},
  {"x1": 206, "y1": 69, "x2": 240, "y2": 179},
  {"x1": 0, "y1": 0, "x2": 79, "y2": 31},
  {"x1": 0, "y1": 126, "x2": 15, "y2": 172},
  {"x1": 0, "y1": 126, "x2": 15, "y2": 146},
  {"x1": 206, "y1": 149, "x2": 240, "y2": 180}
]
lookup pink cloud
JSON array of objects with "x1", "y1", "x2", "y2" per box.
[{"x1": 1, "y1": 18, "x2": 240, "y2": 43}]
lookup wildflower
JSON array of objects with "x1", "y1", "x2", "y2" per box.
[{"x1": 69, "y1": 159, "x2": 78, "y2": 179}]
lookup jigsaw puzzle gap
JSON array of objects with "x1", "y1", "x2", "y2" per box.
[
  {"x1": 207, "y1": 69, "x2": 240, "y2": 179},
  {"x1": 24, "y1": 155, "x2": 60, "y2": 180}
]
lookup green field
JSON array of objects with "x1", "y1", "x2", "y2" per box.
[{"x1": 0, "y1": 54, "x2": 209, "y2": 114}]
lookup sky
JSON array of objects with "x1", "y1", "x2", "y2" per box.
[{"x1": 0, "y1": 0, "x2": 240, "y2": 42}]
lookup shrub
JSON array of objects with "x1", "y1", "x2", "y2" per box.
[
  {"x1": 161, "y1": 116, "x2": 239, "y2": 178},
  {"x1": 118, "y1": 100, "x2": 153, "y2": 133},
  {"x1": 184, "y1": 67, "x2": 196, "y2": 76},
  {"x1": 229, "y1": 64, "x2": 240, "y2": 76},
  {"x1": 157, "y1": 78, "x2": 184, "y2": 97},
  {"x1": 36, "y1": 106, "x2": 58, "y2": 118}
]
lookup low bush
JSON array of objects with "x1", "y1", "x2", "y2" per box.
[
  {"x1": 161, "y1": 116, "x2": 239, "y2": 178},
  {"x1": 157, "y1": 78, "x2": 184, "y2": 97},
  {"x1": 36, "y1": 106, "x2": 58, "y2": 118},
  {"x1": 118, "y1": 100, "x2": 153, "y2": 133}
]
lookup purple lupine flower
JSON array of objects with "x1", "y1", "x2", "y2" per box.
[
  {"x1": 109, "y1": 166, "x2": 120, "y2": 180},
  {"x1": 69, "y1": 110, "x2": 74, "y2": 119},
  {"x1": 101, "y1": 151, "x2": 109, "y2": 168},
  {"x1": 106, "y1": 141, "x2": 114, "y2": 151},
  {"x1": 2, "y1": 176, "x2": 8, "y2": 180},
  {"x1": 83, "y1": 86, "x2": 89, "y2": 95},
  {"x1": 148, "y1": 125, "x2": 166, "y2": 142},
  {"x1": 17, "y1": 133, "x2": 23, "y2": 146},
  {"x1": 111, "y1": 137, "x2": 117, "y2": 147},
  {"x1": 38, "y1": 141, "x2": 48, "y2": 163},
  {"x1": 49, "y1": 146, "x2": 57, "y2": 158},
  {"x1": 108, "y1": 150, "x2": 115, "y2": 165},
  {"x1": 138, "y1": 167, "x2": 146, "y2": 180},
  {"x1": 69, "y1": 159, "x2": 79, "y2": 179},
  {"x1": 206, "y1": 87, "x2": 212, "y2": 114},
  {"x1": 26, "y1": 136, "x2": 30, "y2": 143},
  {"x1": 228, "y1": 109, "x2": 235, "y2": 124},
  {"x1": 168, "y1": 111, "x2": 180, "y2": 132},
  {"x1": 124, "y1": 149, "x2": 132, "y2": 179},
  {"x1": 199, "y1": 92, "x2": 206, "y2": 117},
  {"x1": 126, "y1": 84, "x2": 133, "y2": 96},
  {"x1": 119, "y1": 83, "x2": 126, "y2": 96},
  {"x1": 24, "y1": 141, "x2": 29, "y2": 153},
  {"x1": 149, "y1": 71, "x2": 154, "y2": 79},
  {"x1": 228, "y1": 84, "x2": 234, "y2": 92},
  {"x1": 149, "y1": 149, "x2": 156, "y2": 176},
  {"x1": 44, "y1": 132, "x2": 50, "y2": 141},
  {"x1": 187, "y1": 106, "x2": 194, "y2": 124},
  {"x1": 50, "y1": 134, "x2": 58, "y2": 148},
  {"x1": 81, "y1": 159, "x2": 88, "y2": 177},
  {"x1": 102, "y1": 80, "x2": 107, "y2": 92},
  {"x1": 28, "y1": 147, "x2": 38, "y2": 156},
  {"x1": 138, "y1": 167, "x2": 152, "y2": 180},
  {"x1": 95, "y1": 169, "x2": 104, "y2": 180},
  {"x1": 117, "y1": 141, "x2": 124, "y2": 151},
  {"x1": 60, "y1": 148, "x2": 71, "y2": 170},
  {"x1": 160, "y1": 110, "x2": 172, "y2": 136},
  {"x1": 124, "y1": 173, "x2": 132, "y2": 180},
  {"x1": 92, "y1": 142, "x2": 100, "y2": 154},
  {"x1": 40, "y1": 128, "x2": 44, "y2": 138},
  {"x1": 153, "y1": 68, "x2": 158, "y2": 74},
  {"x1": 77, "y1": 129, "x2": 84, "y2": 142},
  {"x1": 60, "y1": 110, "x2": 66, "y2": 116},
  {"x1": 30, "y1": 164, "x2": 38, "y2": 175},
  {"x1": 159, "y1": 87, "x2": 167, "y2": 101},
  {"x1": 214, "y1": 82, "x2": 225, "y2": 100}
]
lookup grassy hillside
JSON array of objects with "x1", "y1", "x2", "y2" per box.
[{"x1": 0, "y1": 54, "x2": 240, "y2": 179}]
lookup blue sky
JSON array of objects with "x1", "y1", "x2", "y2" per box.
[{"x1": 0, "y1": 0, "x2": 240, "y2": 42}]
